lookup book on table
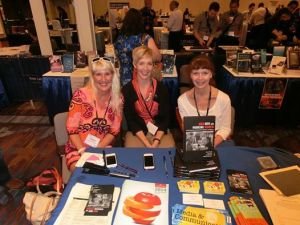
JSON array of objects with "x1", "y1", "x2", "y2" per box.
[
  {"x1": 182, "y1": 116, "x2": 216, "y2": 162},
  {"x1": 49, "y1": 55, "x2": 63, "y2": 72},
  {"x1": 113, "y1": 180, "x2": 169, "y2": 225},
  {"x1": 227, "y1": 169, "x2": 253, "y2": 195},
  {"x1": 62, "y1": 53, "x2": 74, "y2": 73},
  {"x1": 228, "y1": 196, "x2": 268, "y2": 225},
  {"x1": 172, "y1": 204, "x2": 232, "y2": 225}
]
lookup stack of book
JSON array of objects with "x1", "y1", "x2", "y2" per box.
[
  {"x1": 228, "y1": 196, "x2": 268, "y2": 225},
  {"x1": 173, "y1": 150, "x2": 221, "y2": 180},
  {"x1": 172, "y1": 204, "x2": 232, "y2": 225}
]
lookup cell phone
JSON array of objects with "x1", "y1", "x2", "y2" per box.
[
  {"x1": 105, "y1": 153, "x2": 117, "y2": 168},
  {"x1": 143, "y1": 153, "x2": 155, "y2": 170}
]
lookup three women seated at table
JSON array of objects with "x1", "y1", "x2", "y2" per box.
[{"x1": 65, "y1": 46, "x2": 231, "y2": 171}]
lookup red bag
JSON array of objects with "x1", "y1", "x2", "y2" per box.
[{"x1": 26, "y1": 168, "x2": 63, "y2": 193}]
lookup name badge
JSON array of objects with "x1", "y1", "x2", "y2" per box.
[
  {"x1": 228, "y1": 31, "x2": 235, "y2": 37},
  {"x1": 147, "y1": 122, "x2": 158, "y2": 135},
  {"x1": 84, "y1": 134, "x2": 100, "y2": 148},
  {"x1": 203, "y1": 35, "x2": 209, "y2": 41}
]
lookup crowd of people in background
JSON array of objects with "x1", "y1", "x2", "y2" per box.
[{"x1": 65, "y1": 0, "x2": 300, "y2": 171}]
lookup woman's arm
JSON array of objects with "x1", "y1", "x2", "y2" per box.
[
  {"x1": 69, "y1": 134, "x2": 85, "y2": 152},
  {"x1": 98, "y1": 133, "x2": 115, "y2": 148},
  {"x1": 135, "y1": 131, "x2": 152, "y2": 148},
  {"x1": 147, "y1": 38, "x2": 162, "y2": 62}
]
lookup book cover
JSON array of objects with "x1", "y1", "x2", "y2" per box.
[
  {"x1": 172, "y1": 204, "x2": 231, "y2": 225},
  {"x1": 75, "y1": 51, "x2": 87, "y2": 68},
  {"x1": 227, "y1": 169, "x2": 253, "y2": 194},
  {"x1": 229, "y1": 196, "x2": 268, "y2": 225},
  {"x1": 259, "y1": 78, "x2": 288, "y2": 110},
  {"x1": 235, "y1": 53, "x2": 251, "y2": 72},
  {"x1": 269, "y1": 56, "x2": 286, "y2": 74},
  {"x1": 113, "y1": 180, "x2": 169, "y2": 225},
  {"x1": 62, "y1": 53, "x2": 74, "y2": 73},
  {"x1": 203, "y1": 181, "x2": 226, "y2": 195},
  {"x1": 183, "y1": 116, "x2": 215, "y2": 162},
  {"x1": 49, "y1": 55, "x2": 63, "y2": 72},
  {"x1": 160, "y1": 49, "x2": 175, "y2": 74},
  {"x1": 84, "y1": 184, "x2": 114, "y2": 216}
]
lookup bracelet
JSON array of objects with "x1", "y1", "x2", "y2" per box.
[
  {"x1": 153, "y1": 138, "x2": 161, "y2": 144},
  {"x1": 78, "y1": 147, "x2": 86, "y2": 154}
]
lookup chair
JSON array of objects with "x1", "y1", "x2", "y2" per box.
[{"x1": 53, "y1": 112, "x2": 70, "y2": 184}]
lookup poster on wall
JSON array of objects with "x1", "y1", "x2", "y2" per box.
[{"x1": 259, "y1": 78, "x2": 288, "y2": 109}]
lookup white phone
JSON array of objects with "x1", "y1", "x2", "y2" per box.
[
  {"x1": 105, "y1": 153, "x2": 117, "y2": 168},
  {"x1": 143, "y1": 153, "x2": 155, "y2": 170}
]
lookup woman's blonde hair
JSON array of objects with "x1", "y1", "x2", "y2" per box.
[
  {"x1": 87, "y1": 58, "x2": 122, "y2": 115},
  {"x1": 132, "y1": 45, "x2": 153, "y2": 66}
]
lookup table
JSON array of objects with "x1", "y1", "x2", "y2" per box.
[
  {"x1": 42, "y1": 71, "x2": 178, "y2": 125},
  {"x1": 42, "y1": 68, "x2": 89, "y2": 124},
  {"x1": 46, "y1": 146, "x2": 300, "y2": 225},
  {"x1": 217, "y1": 66, "x2": 300, "y2": 127}
]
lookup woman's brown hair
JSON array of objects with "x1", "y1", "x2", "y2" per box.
[{"x1": 189, "y1": 55, "x2": 215, "y2": 76}]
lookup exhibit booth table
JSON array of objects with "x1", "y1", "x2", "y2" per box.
[{"x1": 46, "y1": 146, "x2": 300, "y2": 225}]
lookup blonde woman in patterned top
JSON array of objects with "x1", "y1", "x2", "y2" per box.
[{"x1": 65, "y1": 58, "x2": 122, "y2": 172}]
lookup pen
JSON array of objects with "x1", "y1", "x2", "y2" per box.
[
  {"x1": 102, "y1": 150, "x2": 106, "y2": 167},
  {"x1": 168, "y1": 150, "x2": 174, "y2": 167},
  {"x1": 163, "y1": 156, "x2": 168, "y2": 177},
  {"x1": 109, "y1": 172, "x2": 131, "y2": 179},
  {"x1": 73, "y1": 197, "x2": 88, "y2": 201},
  {"x1": 118, "y1": 163, "x2": 138, "y2": 174}
]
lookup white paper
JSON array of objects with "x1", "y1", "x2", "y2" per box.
[
  {"x1": 54, "y1": 183, "x2": 120, "y2": 225},
  {"x1": 146, "y1": 122, "x2": 158, "y2": 135},
  {"x1": 182, "y1": 193, "x2": 203, "y2": 206},
  {"x1": 75, "y1": 152, "x2": 104, "y2": 167},
  {"x1": 203, "y1": 198, "x2": 225, "y2": 210}
]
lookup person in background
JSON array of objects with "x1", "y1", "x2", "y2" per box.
[
  {"x1": 167, "y1": 0, "x2": 183, "y2": 52},
  {"x1": 183, "y1": 8, "x2": 190, "y2": 25},
  {"x1": 114, "y1": 8, "x2": 161, "y2": 86},
  {"x1": 193, "y1": 1, "x2": 220, "y2": 47},
  {"x1": 178, "y1": 55, "x2": 232, "y2": 147},
  {"x1": 57, "y1": 6, "x2": 68, "y2": 28},
  {"x1": 267, "y1": 7, "x2": 293, "y2": 46},
  {"x1": 122, "y1": 46, "x2": 175, "y2": 148},
  {"x1": 243, "y1": 3, "x2": 255, "y2": 23},
  {"x1": 248, "y1": 2, "x2": 270, "y2": 49},
  {"x1": 218, "y1": 0, "x2": 243, "y2": 45},
  {"x1": 140, "y1": 0, "x2": 157, "y2": 38},
  {"x1": 65, "y1": 58, "x2": 123, "y2": 172}
]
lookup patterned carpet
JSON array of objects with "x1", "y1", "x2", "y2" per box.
[{"x1": 0, "y1": 102, "x2": 59, "y2": 225}]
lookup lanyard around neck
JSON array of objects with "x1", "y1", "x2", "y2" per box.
[
  {"x1": 94, "y1": 97, "x2": 111, "y2": 120},
  {"x1": 138, "y1": 81, "x2": 154, "y2": 120},
  {"x1": 193, "y1": 86, "x2": 211, "y2": 117}
]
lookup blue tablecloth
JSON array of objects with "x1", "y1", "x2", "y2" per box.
[
  {"x1": 42, "y1": 76, "x2": 72, "y2": 124},
  {"x1": 0, "y1": 80, "x2": 9, "y2": 109},
  {"x1": 47, "y1": 146, "x2": 299, "y2": 225},
  {"x1": 217, "y1": 67, "x2": 300, "y2": 127},
  {"x1": 42, "y1": 76, "x2": 178, "y2": 125}
]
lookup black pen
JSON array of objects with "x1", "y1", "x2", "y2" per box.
[
  {"x1": 163, "y1": 156, "x2": 168, "y2": 177},
  {"x1": 102, "y1": 150, "x2": 106, "y2": 167},
  {"x1": 118, "y1": 163, "x2": 138, "y2": 174},
  {"x1": 168, "y1": 150, "x2": 174, "y2": 166},
  {"x1": 109, "y1": 172, "x2": 131, "y2": 179}
]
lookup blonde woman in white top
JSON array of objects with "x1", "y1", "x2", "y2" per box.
[{"x1": 178, "y1": 55, "x2": 232, "y2": 147}]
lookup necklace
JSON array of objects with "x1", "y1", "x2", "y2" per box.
[{"x1": 193, "y1": 86, "x2": 211, "y2": 117}]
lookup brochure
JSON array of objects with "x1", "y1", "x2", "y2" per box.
[{"x1": 113, "y1": 180, "x2": 169, "y2": 225}]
